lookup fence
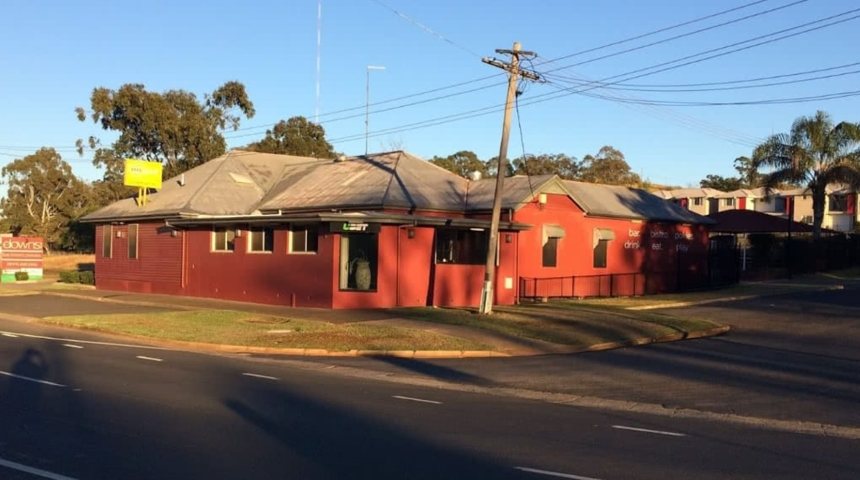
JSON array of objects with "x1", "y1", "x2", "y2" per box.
[{"x1": 519, "y1": 250, "x2": 738, "y2": 300}]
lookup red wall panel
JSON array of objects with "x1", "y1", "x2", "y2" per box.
[
  {"x1": 184, "y1": 227, "x2": 334, "y2": 308},
  {"x1": 94, "y1": 223, "x2": 182, "y2": 294},
  {"x1": 514, "y1": 194, "x2": 710, "y2": 296}
]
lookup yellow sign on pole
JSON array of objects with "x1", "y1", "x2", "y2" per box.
[{"x1": 123, "y1": 159, "x2": 163, "y2": 190}]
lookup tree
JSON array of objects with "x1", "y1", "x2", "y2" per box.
[
  {"x1": 579, "y1": 146, "x2": 642, "y2": 186},
  {"x1": 246, "y1": 116, "x2": 336, "y2": 158},
  {"x1": 0, "y1": 148, "x2": 91, "y2": 252},
  {"x1": 511, "y1": 153, "x2": 580, "y2": 179},
  {"x1": 733, "y1": 155, "x2": 762, "y2": 188},
  {"x1": 76, "y1": 81, "x2": 255, "y2": 179},
  {"x1": 753, "y1": 110, "x2": 860, "y2": 240},
  {"x1": 699, "y1": 174, "x2": 743, "y2": 191},
  {"x1": 429, "y1": 150, "x2": 487, "y2": 177}
]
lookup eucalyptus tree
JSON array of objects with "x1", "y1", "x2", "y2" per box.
[
  {"x1": 247, "y1": 116, "x2": 336, "y2": 158},
  {"x1": 76, "y1": 81, "x2": 255, "y2": 179},
  {"x1": 753, "y1": 111, "x2": 860, "y2": 240}
]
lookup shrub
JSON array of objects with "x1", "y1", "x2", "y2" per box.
[
  {"x1": 79, "y1": 271, "x2": 95, "y2": 285},
  {"x1": 14, "y1": 271, "x2": 29, "y2": 281},
  {"x1": 59, "y1": 271, "x2": 81, "y2": 283}
]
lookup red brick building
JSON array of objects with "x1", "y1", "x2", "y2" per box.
[{"x1": 84, "y1": 150, "x2": 711, "y2": 308}]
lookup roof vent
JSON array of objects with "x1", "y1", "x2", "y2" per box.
[
  {"x1": 467, "y1": 170, "x2": 482, "y2": 181},
  {"x1": 179, "y1": 173, "x2": 186, "y2": 187}
]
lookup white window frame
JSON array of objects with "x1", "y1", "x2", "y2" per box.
[
  {"x1": 247, "y1": 227, "x2": 274, "y2": 253},
  {"x1": 211, "y1": 228, "x2": 236, "y2": 252},
  {"x1": 128, "y1": 224, "x2": 139, "y2": 259},
  {"x1": 288, "y1": 225, "x2": 318, "y2": 254},
  {"x1": 102, "y1": 225, "x2": 113, "y2": 258}
]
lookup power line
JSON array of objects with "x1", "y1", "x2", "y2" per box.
[
  {"x1": 227, "y1": 0, "x2": 790, "y2": 136},
  {"x1": 328, "y1": 8, "x2": 860, "y2": 145},
  {"x1": 543, "y1": 66, "x2": 860, "y2": 93},
  {"x1": 368, "y1": 0, "x2": 483, "y2": 58},
  {"x1": 250, "y1": 0, "x2": 832, "y2": 143},
  {"x1": 546, "y1": 60, "x2": 860, "y2": 88}
]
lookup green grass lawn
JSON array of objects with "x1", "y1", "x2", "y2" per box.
[
  {"x1": 575, "y1": 281, "x2": 836, "y2": 309},
  {"x1": 392, "y1": 302, "x2": 719, "y2": 348},
  {"x1": 41, "y1": 310, "x2": 491, "y2": 352}
]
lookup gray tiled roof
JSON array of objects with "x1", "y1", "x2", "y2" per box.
[
  {"x1": 563, "y1": 181, "x2": 712, "y2": 223},
  {"x1": 83, "y1": 150, "x2": 711, "y2": 225},
  {"x1": 656, "y1": 187, "x2": 721, "y2": 199},
  {"x1": 465, "y1": 175, "x2": 555, "y2": 210},
  {"x1": 259, "y1": 151, "x2": 467, "y2": 212},
  {"x1": 82, "y1": 151, "x2": 323, "y2": 221}
]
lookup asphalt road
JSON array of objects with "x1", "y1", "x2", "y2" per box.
[{"x1": 0, "y1": 285, "x2": 857, "y2": 479}]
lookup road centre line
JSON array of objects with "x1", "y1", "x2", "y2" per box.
[
  {"x1": 136, "y1": 356, "x2": 163, "y2": 362},
  {"x1": 242, "y1": 372, "x2": 279, "y2": 380},
  {"x1": 611, "y1": 425, "x2": 686, "y2": 437},
  {"x1": 392, "y1": 395, "x2": 442, "y2": 405},
  {"x1": 0, "y1": 370, "x2": 66, "y2": 388},
  {"x1": 0, "y1": 456, "x2": 78, "y2": 480},
  {"x1": 2, "y1": 333, "x2": 18, "y2": 338},
  {"x1": 515, "y1": 466, "x2": 602, "y2": 480},
  {"x1": 0, "y1": 330, "x2": 170, "y2": 350},
  {"x1": 62, "y1": 344, "x2": 84, "y2": 349}
]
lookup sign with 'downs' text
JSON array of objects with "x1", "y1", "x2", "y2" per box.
[{"x1": 0, "y1": 235, "x2": 44, "y2": 282}]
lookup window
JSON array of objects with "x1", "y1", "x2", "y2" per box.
[
  {"x1": 248, "y1": 227, "x2": 274, "y2": 253},
  {"x1": 128, "y1": 224, "x2": 139, "y2": 259},
  {"x1": 541, "y1": 224, "x2": 564, "y2": 268},
  {"x1": 102, "y1": 225, "x2": 112, "y2": 258},
  {"x1": 594, "y1": 240, "x2": 608, "y2": 268},
  {"x1": 542, "y1": 237, "x2": 558, "y2": 267},
  {"x1": 829, "y1": 195, "x2": 847, "y2": 212},
  {"x1": 289, "y1": 224, "x2": 318, "y2": 253},
  {"x1": 774, "y1": 197, "x2": 786, "y2": 212},
  {"x1": 435, "y1": 229, "x2": 488, "y2": 264},
  {"x1": 339, "y1": 233, "x2": 378, "y2": 290},
  {"x1": 725, "y1": 198, "x2": 735, "y2": 207},
  {"x1": 212, "y1": 228, "x2": 236, "y2": 252},
  {"x1": 693, "y1": 197, "x2": 703, "y2": 206},
  {"x1": 592, "y1": 228, "x2": 614, "y2": 269}
]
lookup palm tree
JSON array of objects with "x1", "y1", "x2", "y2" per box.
[{"x1": 753, "y1": 111, "x2": 860, "y2": 240}]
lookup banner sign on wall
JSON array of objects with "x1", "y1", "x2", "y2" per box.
[{"x1": 0, "y1": 235, "x2": 44, "y2": 282}]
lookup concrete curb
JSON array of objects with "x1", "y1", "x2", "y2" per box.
[
  {"x1": 19, "y1": 289, "x2": 731, "y2": 359},
  {"x1": 626, "y1": 284, "x2": 845, "y2": 311}
]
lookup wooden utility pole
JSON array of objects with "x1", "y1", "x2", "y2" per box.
[{"x1": 479, "y1": 42, "x2": 540, "y2": 315}]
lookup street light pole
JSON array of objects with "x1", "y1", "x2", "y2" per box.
[{"x1": 365, "y1": 65, "x2": 385, "y2": 156}]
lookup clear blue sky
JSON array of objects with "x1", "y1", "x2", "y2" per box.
[{"x1": 1, "y1": 0, "x2": 859, "y2": 188}]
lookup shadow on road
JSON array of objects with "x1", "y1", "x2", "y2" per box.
[
  {"x1": 222, "y1": 380, "x2": 522, "y2": 480},
  {"x1": 366, "y1": 355, "x2": 495, "y2": 385}
]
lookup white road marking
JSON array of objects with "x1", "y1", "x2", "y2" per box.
[
  {"x1": 392, "y1": 395, "x2": 442, "y2": 405},
  {"x1": 136, "y1": 356, "x2": 163, "y2": 362},
  {"x1": 242, "y1": 372, "x2": 278, "y2": 381},
  {"x1": 0, "y1": 456, "x2": 78, "y2": 480},
  {"x1": 0, "y1": 370, "x2": 66, "y2": 388},
  {"x1": 611, "y1": 424, "x2": 687, "y2": 437},
  {"x1": 0, "y1": 330, "x2": 170, "y2": 350},
  {"x1": 62, "y1": 344, "x2": 84, "y2": 349},
  {"x1": 515, "y1": 466, "x2": 602, "y2": 480}
]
